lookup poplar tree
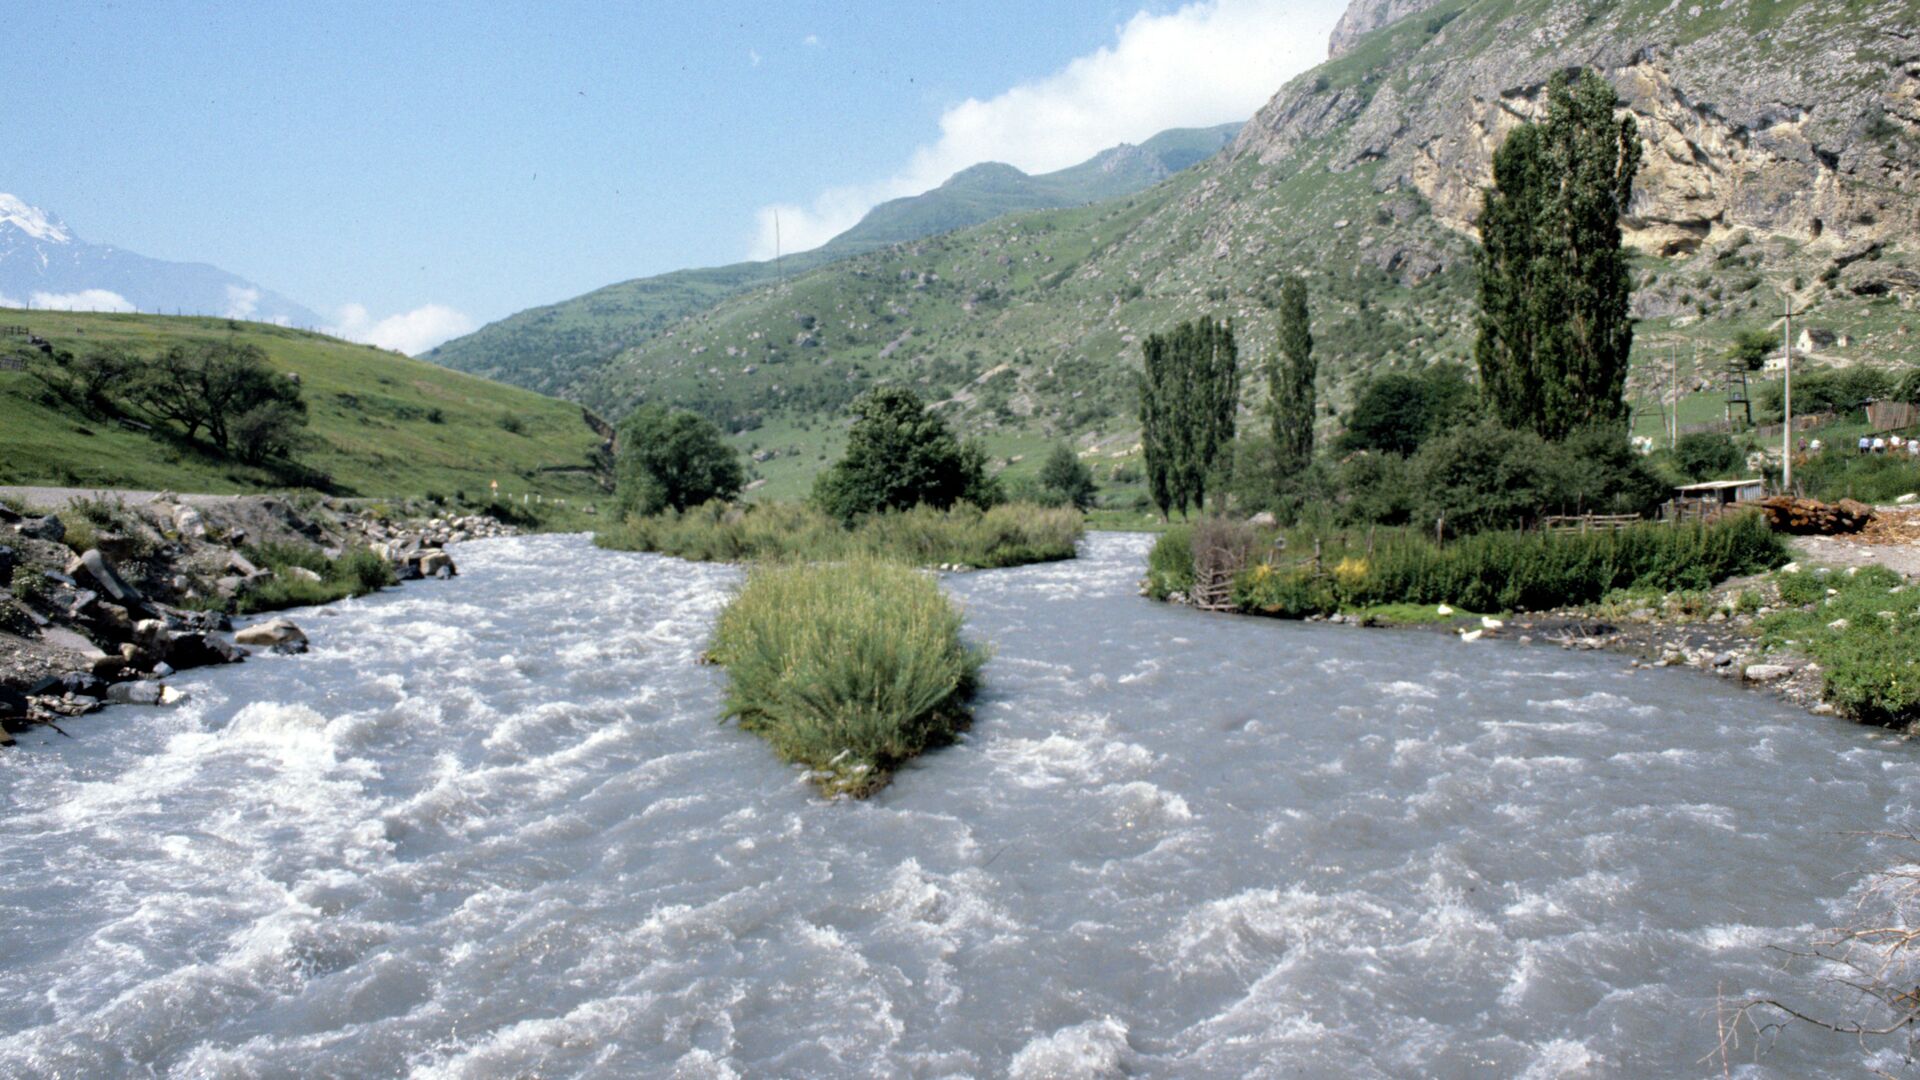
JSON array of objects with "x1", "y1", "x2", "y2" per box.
[
  {"x1": 1475, "y1": 69, "x2": 1641, "y2": 441},
  {"x1": 1268, "y1": 275, "x2": 1315, "y2": 472},
  {"x1": 1138, "y1": 317, "x2": 1238, "y2": 519}
]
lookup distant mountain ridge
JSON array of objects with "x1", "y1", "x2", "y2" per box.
[
  {"x1": 0, "y1": 193, "x2": 320, "y2": 327},
  {"x1": 422, "y1": 123, "x2": 1242, "y2": 394}
]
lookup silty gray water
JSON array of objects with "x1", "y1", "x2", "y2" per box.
[{"x1": 1, "y1": 531, "x2": 1914, "y2": 1077}]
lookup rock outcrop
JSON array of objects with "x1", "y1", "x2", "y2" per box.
[{"x1": 1240, "y1": 0, "x2": 1920, "y2": 260}]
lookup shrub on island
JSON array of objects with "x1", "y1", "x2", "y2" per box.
[{"x1": 709, "y1": 559, "x2": 984, "y2": 797}]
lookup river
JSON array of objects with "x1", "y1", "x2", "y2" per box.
[{"x1": 2, "y1": 532, "x2": 1915, "y2": 1077}]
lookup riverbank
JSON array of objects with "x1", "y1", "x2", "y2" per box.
[
  {"x1": 1144, "y1": 507, "x2": 1920, "y2": 728},
  {"x1": 0, "y1": 488, "x2": 515, "y2": 743}
]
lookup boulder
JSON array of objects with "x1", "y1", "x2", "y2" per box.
[
  {"x1": 1248, "y1": 511, "x2": 1279, "y2": 528},
  {"x1": 17, "y1": 516, "x2": 64, "y2": 543},
  {"x1": 171, "y1": 504, "x2": 209, "y2": 539},
  {"x1": 27, "y1": 672, "x2": 105, "y2": 697},
  {"x1": 1743, "y1": 663, "x2": 1794, "y2": 683},
  {"x1": 0, "y1": 686, "x2": 28, "y2": 723},
  {"x1": 70, "y1": 549, "x2": 143, "y2": 605},
  {"x1": 419, "y1": 550, "x2": 456, "y2": 578},
  {"x1": 283, "y1": 565, "x2": 324, "y2": 584},
  {"x1": 105, "y1": 681, "x2": 188, "y2": 706},
  {"x1": 39, "y1": 626, "x2": 105, "y2": 659},
  {"x1": 0, "y1": 544, "x2": 15, "y2": 586},
  {"x1": 167, "y1": 632, "x2": 247, "y2": 668},
  {"x1": 235, "y1": 617, "x2": 307, "y2": 648}
]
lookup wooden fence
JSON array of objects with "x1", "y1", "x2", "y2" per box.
[
  {"x1": 1540, "y1": 513, "x2": 1648, "y2": 533},
  {"x1": 1868, "y1": 401, "x2": 1919, "y2": 432}
]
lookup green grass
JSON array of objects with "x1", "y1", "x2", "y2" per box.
[
  {"x1": 226, "y1": 541, "x2": 398, "y2": 615},
  {"x1": 595, "y1": 500, "x2": 1083, "y2": 569},
  {"x1": 1149, "y1": 512, "x2": 1786, "y2": 616},
  {"x1": 709, "y1": 559, "x2": 985, "y2": 797},
  {"x1": 0, "y1": 310, "x2": 610, "y2": 506},
  {"x1": 1761, "y1": 563, "x2": 1920, "y2": 725}
]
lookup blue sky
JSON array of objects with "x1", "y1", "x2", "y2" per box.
[{"x1": 3, "y1": 1, "x2": 1344, "y2": 351}]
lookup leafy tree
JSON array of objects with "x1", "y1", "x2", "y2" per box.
[
  {"x1": 1672, "y1": 432, "x2": 1742, "y2": 480},
  {"x1": 1341, "y1": 373, "x2": 1432, "y2": 456},
  {"x1": 813, "y1": 387, "x2": 994, "y2": 521},
  {"x1": 1036, "y1": 443, "x2": 1097, "y2": 510},
  {"x1": 1729, "y1": 329, "x2": 1775, "y2": 371},
  {"x1": 1544, "y1": 425, "x2": 1668, "y2": 515},
  {"x1": 125, "y1": 338, "x2": 307, "y2": 459},
  {"x1": 29, "y1": 344, "x2": 135, "y2": 418},
  {"x1": 1475, "y1": 70, "x2": 1641, "y2": 441},
  {"x1": 1758, "y1": 366, "x2": 1894, "y2": 419},
  {"x1": 615, "y1": 403, "x2": 747, "y2": 516},
  {"x1": 1138, "y1": 317, "x2": 1239, "y2": 518},
  {"x1": 1268, "y1": 275, "x2": 1315, "y2": 471},
  {"x1": 1413, "y1": 421, "x2": 1554, "y2": 536},
  {"x1": 1340, "y1": 362, "x2": 1479, "y2": 456}
]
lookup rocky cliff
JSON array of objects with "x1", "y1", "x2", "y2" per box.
[{"x1": 1247, "y1": 0, "x2": 1919, "y2": 260}]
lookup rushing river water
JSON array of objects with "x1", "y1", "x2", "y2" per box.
[{"x1": 3, "y1": 532, "x2": 1918, "y2": 1078}]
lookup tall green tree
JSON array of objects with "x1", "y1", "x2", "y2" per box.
[
  {"x1": 813, "y1": 387, "x2": 997, "y2": 521},
  {"x1": 1474, "y1": 70, "x2": 1641, "y2": 441},
  {"x1": 1268, "y1": 275, "x2": 1315, "y2": 472},
  {"x1": 1138, "y1": 317, "x2": 1239, "y2": 518},
  {"x1": 1036, "y1": 442, "x2": 1098, "y2": 510},
  {"x1": 615, "y1": 404, "x2": 746, "y2": 516}
]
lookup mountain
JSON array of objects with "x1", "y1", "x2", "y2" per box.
[
  {"x1": 546, "y1": 0, "x2": 1919, "y2": 498},
  {"x1": 0, "y1": 194, "x2": 321, "y2": 327},
  {"x1": 0, "y1": 310, "x2": 607, "y2": 501},
  {"x1": 422, "y1": 124, "x2": 1242, "y2": 395}
]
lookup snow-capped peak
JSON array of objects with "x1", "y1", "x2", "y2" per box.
[{"x1": 0, "y1": 193, "x2": 73, "y2": 243}]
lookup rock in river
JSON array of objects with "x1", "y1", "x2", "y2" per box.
[{"x1": 234, "y1": 618, "x2": 308, "y2": 650}]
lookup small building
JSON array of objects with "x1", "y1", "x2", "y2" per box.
[
  {"x1": 1669, "y1": 478, "x2": 1766, "y2": 521},
  {"x1": 1796, "y1": 326, "x2": 1848, "y2": 353}
]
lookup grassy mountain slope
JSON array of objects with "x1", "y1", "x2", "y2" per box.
[
  {"x1": 0, "y1": 310, "x2": 609, "y2": 503},
  {"x1": 422, "y1": 124, "x2": 1240, "y2": 398},
  {"x1": 581, "y1": 0, "x2": 1920, "y2": 498}
]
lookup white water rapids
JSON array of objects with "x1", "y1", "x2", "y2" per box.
[{"x1": 3, "y1": 532, "x2": 1917, "y2": 1077}]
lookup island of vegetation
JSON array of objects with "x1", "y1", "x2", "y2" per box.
[{"x1": 595, "y1": 384, "x2": 1088, "y2": 796}]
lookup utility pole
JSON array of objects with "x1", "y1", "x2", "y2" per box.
[
  {"x1": 1782, "y1": 294, "x2": 1794, "y2": 493},
  {"x1": 1668, "y1": 343, "x2": 1678, "y2": 448}
]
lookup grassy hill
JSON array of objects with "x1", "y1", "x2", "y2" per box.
[
  {"x1": 422, "y1": 124, "x2": 1241, "y2": 398},
  {"x1": 568, "y1": 0, "x2": 1919, "y2": 500},
  {"x1": 0, "y1": 310, "x2": 609, "y2": 505}
]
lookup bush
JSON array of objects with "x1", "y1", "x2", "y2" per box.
[
  {"x1": 1144, "y1": 526, "x2": 1195, "y2": 600},
  {"x1": 595, "y1": 501, "x2": 1082, "y2": 569},
  {"x1": 1672, "y1": 432, "x2": 1742, "y2": 480},
  {"x1": 710, "y1": 559, "x2": 984, "y2": 797},
  {"x1": 232, "y1": 541, "x2": 397, "y2": 614},
  {"x1": 1220, "y1": 512, "x2": 1784, "y2": 617}
]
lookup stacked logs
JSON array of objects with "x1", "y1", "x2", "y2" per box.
[{"x1": 1760, "y1": 495, "x2": 1875, "y2": 535}]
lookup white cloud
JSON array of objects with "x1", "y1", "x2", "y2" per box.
[
  {"x1": 326, "y1": 302, "x2": 475, "y2": 355},
  {"x1": 29, "y1": 288, "x2": 135, "y2": 312},
  {"x1": 750, "y1": 0, "x2": 1343, "y2": 257},
  {"x1": 802, "y1": 33, "x2": 820, "y2": 46},
  {"x1": 748, "y1": 48, "x2": 762, "y2": 67},
  {"x1": 223, "y1": 284, "x2": 260, "y2": 320},
  {"x1": 0, "y1": 292, "x2": 21, "y2": 309}
]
